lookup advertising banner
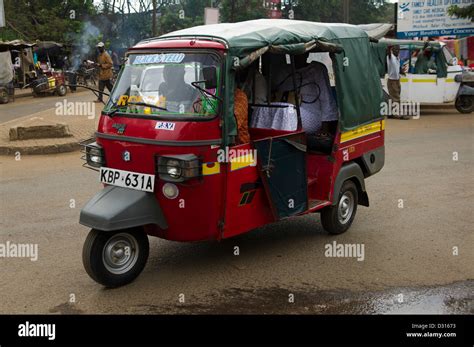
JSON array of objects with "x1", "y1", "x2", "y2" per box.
[{"x1": 397, "y1": 0, "x2": 474, "y2": 38}]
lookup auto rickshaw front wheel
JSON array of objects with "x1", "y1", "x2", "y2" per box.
[
  {"x1": 0, "y1": 90, "x2": 9, "y2": 104},
  {"x1": 321, "y1": 180, "x2": 358, "y2": 235},
  {"x1": 455, "y1": 95, "x2": 473, "y2": 114},
  {"x1": 82, "y1": 228, "x2": 149, "y2": 288}
]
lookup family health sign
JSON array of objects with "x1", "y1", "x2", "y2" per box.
[{"x1": 397, "y1": 0, "x2": 474, "y2": 38}]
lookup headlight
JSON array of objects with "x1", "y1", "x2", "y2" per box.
[
  {"x1": 157, "y1": 155, "x2": 200, "y2": 182},
  {"x1": 84, "y1": 142, "x2": 105, "y2": 168},
  {"x1": 166, "y1": 159, "x2": 182, "y2": 179}
]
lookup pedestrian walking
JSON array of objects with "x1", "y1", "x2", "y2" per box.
[{"x1": 94, "y1": 42, "x2": 114, "y2": 103}]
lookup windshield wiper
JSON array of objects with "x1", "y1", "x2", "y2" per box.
[
  {"x1": 103, "y1": 102, "x2": 122, "y2": 117},
  {"x1": 191, "y1": 81, "x2": 222, "y2": 102}
]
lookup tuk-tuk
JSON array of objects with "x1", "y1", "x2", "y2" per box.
[
  {"x1": 79, "y1": 19, "x2": 385, "y2": 287},
  {"x1": 371, "y1": 38, "x2": 473, "y2": 113},
  {"x1": 29, "y1": 41, "x2": 68, "y2": 97}
]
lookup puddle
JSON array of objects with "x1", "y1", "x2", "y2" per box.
[{"x1": 134, "y1": 280, "x2": 473, "y2": 314}]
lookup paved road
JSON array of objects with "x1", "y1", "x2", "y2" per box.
[
  {"x1": 0, "y1": 89, "x2": 96, "y2": 124},
  {"x1": 0, "y1": 108, "x2": 472, "y2": 314}
]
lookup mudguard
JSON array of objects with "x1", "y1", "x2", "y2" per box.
[
  {"x1": 79, "y1": 186, "x2": 168, "y2": 231},
  {"x1": 332, "y1": 162, "x2": 369, "y2": 207},
  {"x1": 458, "y1": 84, "x2": 474, "y2": 96}
]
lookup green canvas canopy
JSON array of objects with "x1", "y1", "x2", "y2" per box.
[{"x1": 159, "y1": 19, "x2": 384, "y2": 142}]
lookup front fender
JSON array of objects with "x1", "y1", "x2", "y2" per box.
[
  {"x1": 458, "y1": 84, "x2": 474, "y2": 97},
  {"x1": 79, "y1": 186, "x2": 168, "y2": 231}
]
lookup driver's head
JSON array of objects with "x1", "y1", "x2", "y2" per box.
[
  {"x1": 392, "y1": 45, "x2": 400, "y2": 57},
  {"x1": 164, "y1": 64, "x2": 185, "y2": 88}
]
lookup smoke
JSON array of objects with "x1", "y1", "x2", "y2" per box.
[{"x1": 69, "y1": 20, "x2": 101, "y2": 70}]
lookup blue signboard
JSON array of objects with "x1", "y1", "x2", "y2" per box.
[{"x1": 397, "y1": 0, "x2": 474, "y2": 38}]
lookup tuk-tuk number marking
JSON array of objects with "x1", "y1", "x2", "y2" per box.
[
  {"x1": 155, "y1": 121, "x2": 175, "y2": 131},
  {"x1": 100, "y1": 167, "x2": 154, "y2": 192}
]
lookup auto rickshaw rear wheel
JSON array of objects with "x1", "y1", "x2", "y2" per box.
[
  {"x1": 56, "y1": 84, "x2": 67, "y2": 97},
  {"x1": 321, "y1": 180, "x2": 358, "y2": 235},
  {"x1": 455, "y1": 95, "x2": 473, "y2": 114},
  {"x1": 82, "y1": 228, "x2": 149, "y2": 288}
]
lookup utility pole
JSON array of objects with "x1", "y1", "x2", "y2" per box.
[
  {"x1": 343, "y1": 0, "x2": 350, "y2": 24},
  {"x1": 152, "y1": 0, "x2": 157, "y2": 37}
]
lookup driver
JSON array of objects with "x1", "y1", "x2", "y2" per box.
[{"x1": 158, "y1": 64, "x2": 197, "y2": 111}]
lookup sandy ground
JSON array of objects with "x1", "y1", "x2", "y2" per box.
[{"x1": 0, "y1": 107, "x2": 472, "y2": 314}]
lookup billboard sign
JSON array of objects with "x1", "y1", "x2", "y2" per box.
[
  {"x1": 397, "y1": 0, "x2": 474, "y2": 38},
  {"x1": 205, "y1": 7, "x2": 219, "y2": 25}
]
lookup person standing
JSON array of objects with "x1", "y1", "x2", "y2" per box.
[
  {"x1": 387, "y1": 45, "x2": 409, "y2": 120},
  {"x1": 94, "y1": 42, "x2": 114, "y2": 103}
]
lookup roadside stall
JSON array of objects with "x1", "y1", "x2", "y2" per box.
[{"x1": 0, "y1": 40, "x2": 36, "y2": 104}]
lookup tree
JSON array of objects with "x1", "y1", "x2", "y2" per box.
[
  {"x1": 448, "y1": 4, "x2": 474, "y2": 21},
  {"x1": 0, "y1": 0, "x2": 96, "y2": 42},
  {"x1": 220, "y1": 0, "x2": 268, "y2": 23},
  {"x1": 293, "y1": 0, "x2": 394, "y2": 24}
]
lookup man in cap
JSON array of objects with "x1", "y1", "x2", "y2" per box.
[{"x1": 94, "y1": 42, "x2": 114, "y2": 103}]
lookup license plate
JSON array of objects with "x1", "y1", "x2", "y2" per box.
[{"x1": 100, "y1": 167, "x2": 155, "y2": 192}]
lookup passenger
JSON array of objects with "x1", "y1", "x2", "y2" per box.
[
  {"x1": 415, "y1": 49, "x2": 436, "y2": 74},
  {"x1": 234, "y1": 70, "x2": 250, "y2": 144},
  {"x1": 274, "y1": 52, "x2": 339, "y2": 136}
]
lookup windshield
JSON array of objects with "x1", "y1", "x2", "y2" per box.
[{"x1": 105, "y1": 52, "x2": 221, "y2": 117}]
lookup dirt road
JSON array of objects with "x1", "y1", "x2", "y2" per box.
[{"x1": 0, "y1": 108, "x2": 472, "y2": 314}]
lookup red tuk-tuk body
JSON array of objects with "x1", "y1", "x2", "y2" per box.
[{"x1": 80, "y1": 19, "x2": 385, "y2": 287}]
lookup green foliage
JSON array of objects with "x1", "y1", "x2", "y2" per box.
[
  {"x1": 294, "y1": 0, "x2": 394, "y2": 24},
  {"x1": 447, "y1": 4, "x2": 474, "y2": 20},
  {"x1": 220, "y1": 0, "x2": 268, "y2": 22},
  {"x1": 0, "y1": 0, "x2": 395, "y2": 47},
  {"x1": 0, "y1": 0, "x2": 96, "y2": 42}
]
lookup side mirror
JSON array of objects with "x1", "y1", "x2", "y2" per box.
[{"x1": 203, "y1": 66, "x2": 218, "y2": 89}]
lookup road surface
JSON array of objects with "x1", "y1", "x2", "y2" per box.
[
  {"x1": 0, "y1": 89, "x2": 96, "y2": 123},
  {"x1": 0, "y1": 107, "x2": 472, "y2": 314}
]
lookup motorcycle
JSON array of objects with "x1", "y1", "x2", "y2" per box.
[{"x1": 454, "y1": 71, "x2": 474, "y2": 114}]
